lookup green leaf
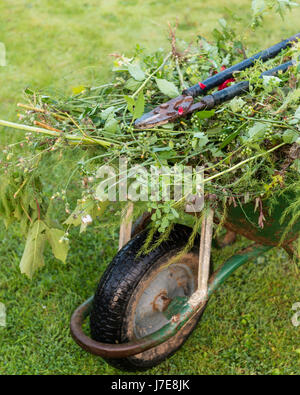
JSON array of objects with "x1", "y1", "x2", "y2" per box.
[
  {"x1": 128, "y1": 63, "x2": 145, "y2": 81},
  {"x1": 20, "y1": 220, "x2": 47, "y2": 279},
  {"x1": 212, "y1": 28, "x2": 223, "y2": 42},
  {"x1": 230, "y1": 97, "x2": 246, "y2": 112},
  {"x1": 100, "y1": 106, "x2": 115, "y2": 121},
  {"x1": 152, "y1": 147, "x2": 172, "y2": 152},
  {"x1": 124, "y1": 95, "x2": 135, "y2": 114},
  {"x1": 64, "y1": 199, "x2": 106, "y2": 233},
  {"x1": 251, "y1": 0, "x2": 265, "y2": 16},
  {"x1": 152, "y1": 146, "x2": 176, "y2": 160},
  {"x1": 292, "y1": 159, "x2": 300, "y2": 174},
  {"x1": 220, "y1": 128, "x2": 241, "y2": 149},
  {"x1": 196, "y1": 110, "x2": 215, "y2": 120},
  {"x1": 193, "y1": 132, "x2": 209, "y2": 148},
  {"x1": 24, "y1": 88, "x2": 34, "y2": 95},
  {"x1": 248, "y1": 122, "x2": 267, "y2": 139},
  {"x1": 0, "y1": 302, "x2": 6, "y2": 327},
  {"x1": 64, "y1": 215, "x2": 80, "y2": 227},
  {"x1": 160, "y1": 216, "x2": 169, "y2": 230},
  {"x1": 262, "y1": 75, "x2": 281, "y2": 88},
  {"x1": 283, "y1": 129, "x2": 299, "y2": 143},
  {"x1": 155, "y1": 78, "x2": 179, "y2": 98},
  {"x1": 162, "y1": 123, "x2": 175, "y2": 129},
  {"x1": 171, "y1": 208, "x2": 179, "y2": 218},
  {"x1": 125, "y1": 92, "x2": 145, "y2": 120},
  {"x1": 209, "y1": 145, "x2": 225, "y2": 157},
  {"x1": 104, "y1": 115, "x2": 119, "y2": 133},
  {"x1": 133, "y1": 91, "x2": 145, "y2": 120},
  {"x1": 46, "y1": 228, "x2": 69, "y2": 264},
  {"x1": 64, "y1": 201, "x2": 92, "y2": 227},
  {"x1": 124, "y1": 78, "x2": 142, "y2": 91},
  {"x1": 275, "y1": 88, "x2": 300, "y2": 114},
  {"x1": 201, "y1": 39, "x2": 218, "y2": 59},
  {"x1": 294, "y1": 105, "x2": 300, "y2": 120},
  {"x1": 218, "y1": 18, "x2": 227, "y2": 28}
]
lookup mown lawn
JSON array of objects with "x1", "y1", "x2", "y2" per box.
[{"x1": 0, "y1": 0, "x2": 300, "y2": 375}]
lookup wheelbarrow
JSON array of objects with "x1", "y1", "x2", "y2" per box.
[
  {"x1": 70, "y1": 191, "x2": 300, "y2": 371},
  {"x1": 70, "y1": 33, "x2": 300, "y2": 370}
]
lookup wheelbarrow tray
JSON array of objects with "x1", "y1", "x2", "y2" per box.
[{"x1": 222, "y1": 191, "x2": 300, "y2": 249}]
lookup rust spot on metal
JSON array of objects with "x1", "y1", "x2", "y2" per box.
[
  {"x1": 217, "y1": 230, "x2": 237, "y2": 248},
  {"x1": 152, "y1": 290, "x2": 172, "y2": 312}
]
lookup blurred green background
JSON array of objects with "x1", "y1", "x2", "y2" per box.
[
  {"x1": 1, "y1": 0, "x2": 300, "y2": 119},
  {"x1": 0, "y1": 0, "x2": 299, "y2": 375}
]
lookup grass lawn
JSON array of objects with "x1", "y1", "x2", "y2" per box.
[{"x1": 0, "y1": 0, "x2": 300, "y2": 375}]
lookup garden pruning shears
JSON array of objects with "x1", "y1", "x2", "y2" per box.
[{"x1": 134, "y1": 33, "x2": 300, "y2": 129}]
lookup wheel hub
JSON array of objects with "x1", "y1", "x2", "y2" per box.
[
  {"x1": 133, "y1": 263, "x2": 195, "y2": 338},
  {"x1": 152, "y1": 291, "x2": 172, "y2": 313}
]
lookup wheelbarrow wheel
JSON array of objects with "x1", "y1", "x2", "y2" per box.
[{"x1": 90, "y1": 224, "x2": 212, "y2": 371}]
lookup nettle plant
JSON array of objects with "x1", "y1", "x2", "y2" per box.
[{"x1": 0, "y1": 1, "x2": 299, "y2": 278}]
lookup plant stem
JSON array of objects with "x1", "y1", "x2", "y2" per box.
[
  {"x1": 203, "y1": 143, "x2": 286, "y2": 184},
  {"x1": 175, "y1": 58, "x2": 185, "y2": 91},
  {"x1": 90, "y1": 83, "x2": 114, "y2": 91},
  {"x1": 227, "y1": 111, "x2": 297, "y2": 130},
  {"x1": 34, "y1": 121, "x2": 63, "y2": 133},
  {"x1": 0, "y1": 119, "x2": 115, "y2": 148},
  {"x1": 17, "y1": 103, "x2": 67, "y2": 120}
]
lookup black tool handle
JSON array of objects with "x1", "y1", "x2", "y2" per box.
[
  {"x1": 212, "y1": 81, "x2": 249, "y2": 105},
  {"x1": 261, "y1": 60, "x2": 295, "y2": 76},
  {"x1": 183, "y1": 33, "x2": 300, "y2": 98},
  {"x1": 199, "y1": 60, "x2": 295, "y2": 109}
]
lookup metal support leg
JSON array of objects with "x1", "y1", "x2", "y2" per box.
[
  {"x1": 189, "y1": 208, "x2": 214, "y2": 307},
  {"x1": 119, "y1": 202, "x2": 133, "y2": 250}
]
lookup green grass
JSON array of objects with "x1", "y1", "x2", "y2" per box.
[
  {"x1": 0, "y1": 0, "x2": 300, "y2": 375},
  {"x1": 1, "y1": 226, "x2": 299, "y2": 374}
]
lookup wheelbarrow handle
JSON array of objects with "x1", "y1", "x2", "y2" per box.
[
  {"x1": 70, "y1": 244, "x2": 272, "y2": 359},
  {"x1": 70, "y1": 295, "x2": 206, "y2": 359}
]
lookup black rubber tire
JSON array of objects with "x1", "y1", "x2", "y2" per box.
[{"x1": 90, "y1": 224, "x2": 210, "y2": 371}]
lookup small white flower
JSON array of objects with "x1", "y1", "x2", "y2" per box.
[{"x1": 81, "y1": 214, "x2": 93, "y2": 225}]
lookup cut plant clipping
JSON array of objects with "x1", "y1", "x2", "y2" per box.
[
  {"x1": 1, "y1": 23, "x2": 300, "y2": 278},
  {"x1": 0, "y1": 303, "x2": 6, "y2": 327}
]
